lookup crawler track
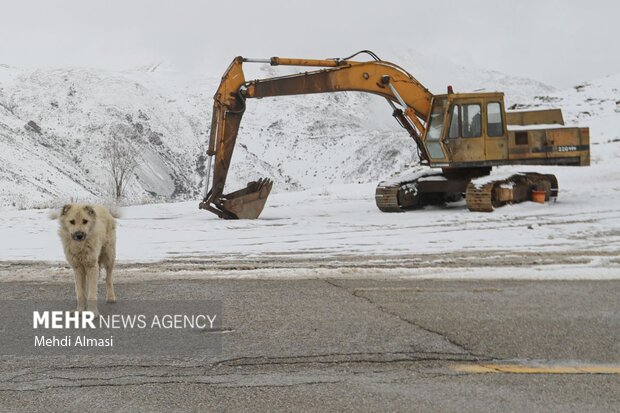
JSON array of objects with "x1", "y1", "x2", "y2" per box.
[
  {"x1": 466, "y1": 173, "x2": 559, "y2": 212},
  {"x1": 465, "y1": 181, "x2": 496, "y2": 212},
  {"x1": 375, "y1": 184, "x2": 402, "y2": 212}
]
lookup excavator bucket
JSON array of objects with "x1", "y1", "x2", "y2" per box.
[{"x1": 220, "y1": 178, "x2": 273, "y2": 219}]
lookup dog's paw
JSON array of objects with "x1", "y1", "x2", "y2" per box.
[{"x1": 106, "y1": 296, "x2": 117, "y2": 304}]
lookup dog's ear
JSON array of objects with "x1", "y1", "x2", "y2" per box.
[
  {"x1": 61, "y1": 204, "x2": 72, "y2": 216},
  {"x1": 84, "y1": 205, "x2": 96, "y2": 217}
]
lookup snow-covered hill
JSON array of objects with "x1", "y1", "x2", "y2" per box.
[
  {"x1": 0, "y1": 65, "x2": 210, "y2": 208},
  {"x1": 0, "y1": 50, "x2": 596, "y2": 210}
]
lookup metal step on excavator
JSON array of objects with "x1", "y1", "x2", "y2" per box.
[{"x1": 199, "y1": 51, "x2": 589, "y2": 219}]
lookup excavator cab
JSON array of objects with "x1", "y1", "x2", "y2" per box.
[
  {"x1": 422, "y1": 92, "x2": 509, "y2": 168},
  {"x1": 422, "y1": 91, "x2": 588, "y2": 170}
]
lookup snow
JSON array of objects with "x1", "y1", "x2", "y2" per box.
[
  {"x1": 1, "y1": 156, "x2": 619, "y2": 280},
  {"x1": 471, "y1": 172, "x2": 525, "y2": 189},
  {"x1": 507, "y1": 124, "x2": 573, "y2": 131},
  {"x1": 378, "y1": 167, "x2": 442, "y2": 186},
  {"x1": 1, "y1": 51, "x2": 619, "y2": 280}
]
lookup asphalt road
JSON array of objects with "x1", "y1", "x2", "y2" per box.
[{"x1": 0, "y1": 277, "x2": 619, "y2": 412}]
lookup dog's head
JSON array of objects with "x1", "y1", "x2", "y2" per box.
[{"x1": 60, "y1": 204, "x2": 96, "y2": 242}]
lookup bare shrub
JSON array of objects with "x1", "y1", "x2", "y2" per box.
[{"x1": 105, "y1": 138, "x2": 137, "y2": 201}]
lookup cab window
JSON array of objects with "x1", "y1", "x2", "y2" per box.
[
  {"x1": 448, "y1": 105, "x2": 459, "y2": 138},
  {"x1": 462, "y1": 104, "x2": 481, "y2": 138},
  {"x1": 487, "y1": 102, "x2": 504, "y2": 137},
  {"x1": 425, "y1": 98, "x2": 447, "y2": 159},
  {"x1": 426, "y1": 101, "x2": 445, "y2": 141}
]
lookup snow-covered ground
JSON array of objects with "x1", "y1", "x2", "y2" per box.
[{"x1": 1, "y1": 156, "x2": 619, "y2": 280}]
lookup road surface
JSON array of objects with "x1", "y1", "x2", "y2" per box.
[{"x1": 0, "y1": 269, "x2": 618, "y2": 412}]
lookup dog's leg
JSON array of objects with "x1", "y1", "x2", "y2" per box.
[
  {"x1": 74, "y1": 267, "x2": 86, "y2": 312},
  {"x1": 105, "y1": 262, "x2": 116, "y2": 303},
  {"x1": 100, "y1": 243, "x2": 116, "y2": 304},
  {"x1": 85, "y1": 266, "x2": 99, "y2": 315}
]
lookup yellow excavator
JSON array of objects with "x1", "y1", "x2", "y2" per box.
[{"x1": 199, "y1": 51, "x2": 589, "y2": 219}]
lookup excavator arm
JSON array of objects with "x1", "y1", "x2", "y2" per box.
[{"x1": 199, "y1": 53, "x2": 434, "y2": 219}]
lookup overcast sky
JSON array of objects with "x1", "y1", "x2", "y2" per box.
[{"x1": 1, "y1": 0, "x2": 618, "y2": 88}]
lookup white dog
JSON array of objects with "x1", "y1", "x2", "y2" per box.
[{"x1": 58, "y1": 204, "x2": 117, "y2": 314}]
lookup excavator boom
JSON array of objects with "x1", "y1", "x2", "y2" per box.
[{"x1": 199, "y1": 53, "x2": 433, "y2": 219}]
